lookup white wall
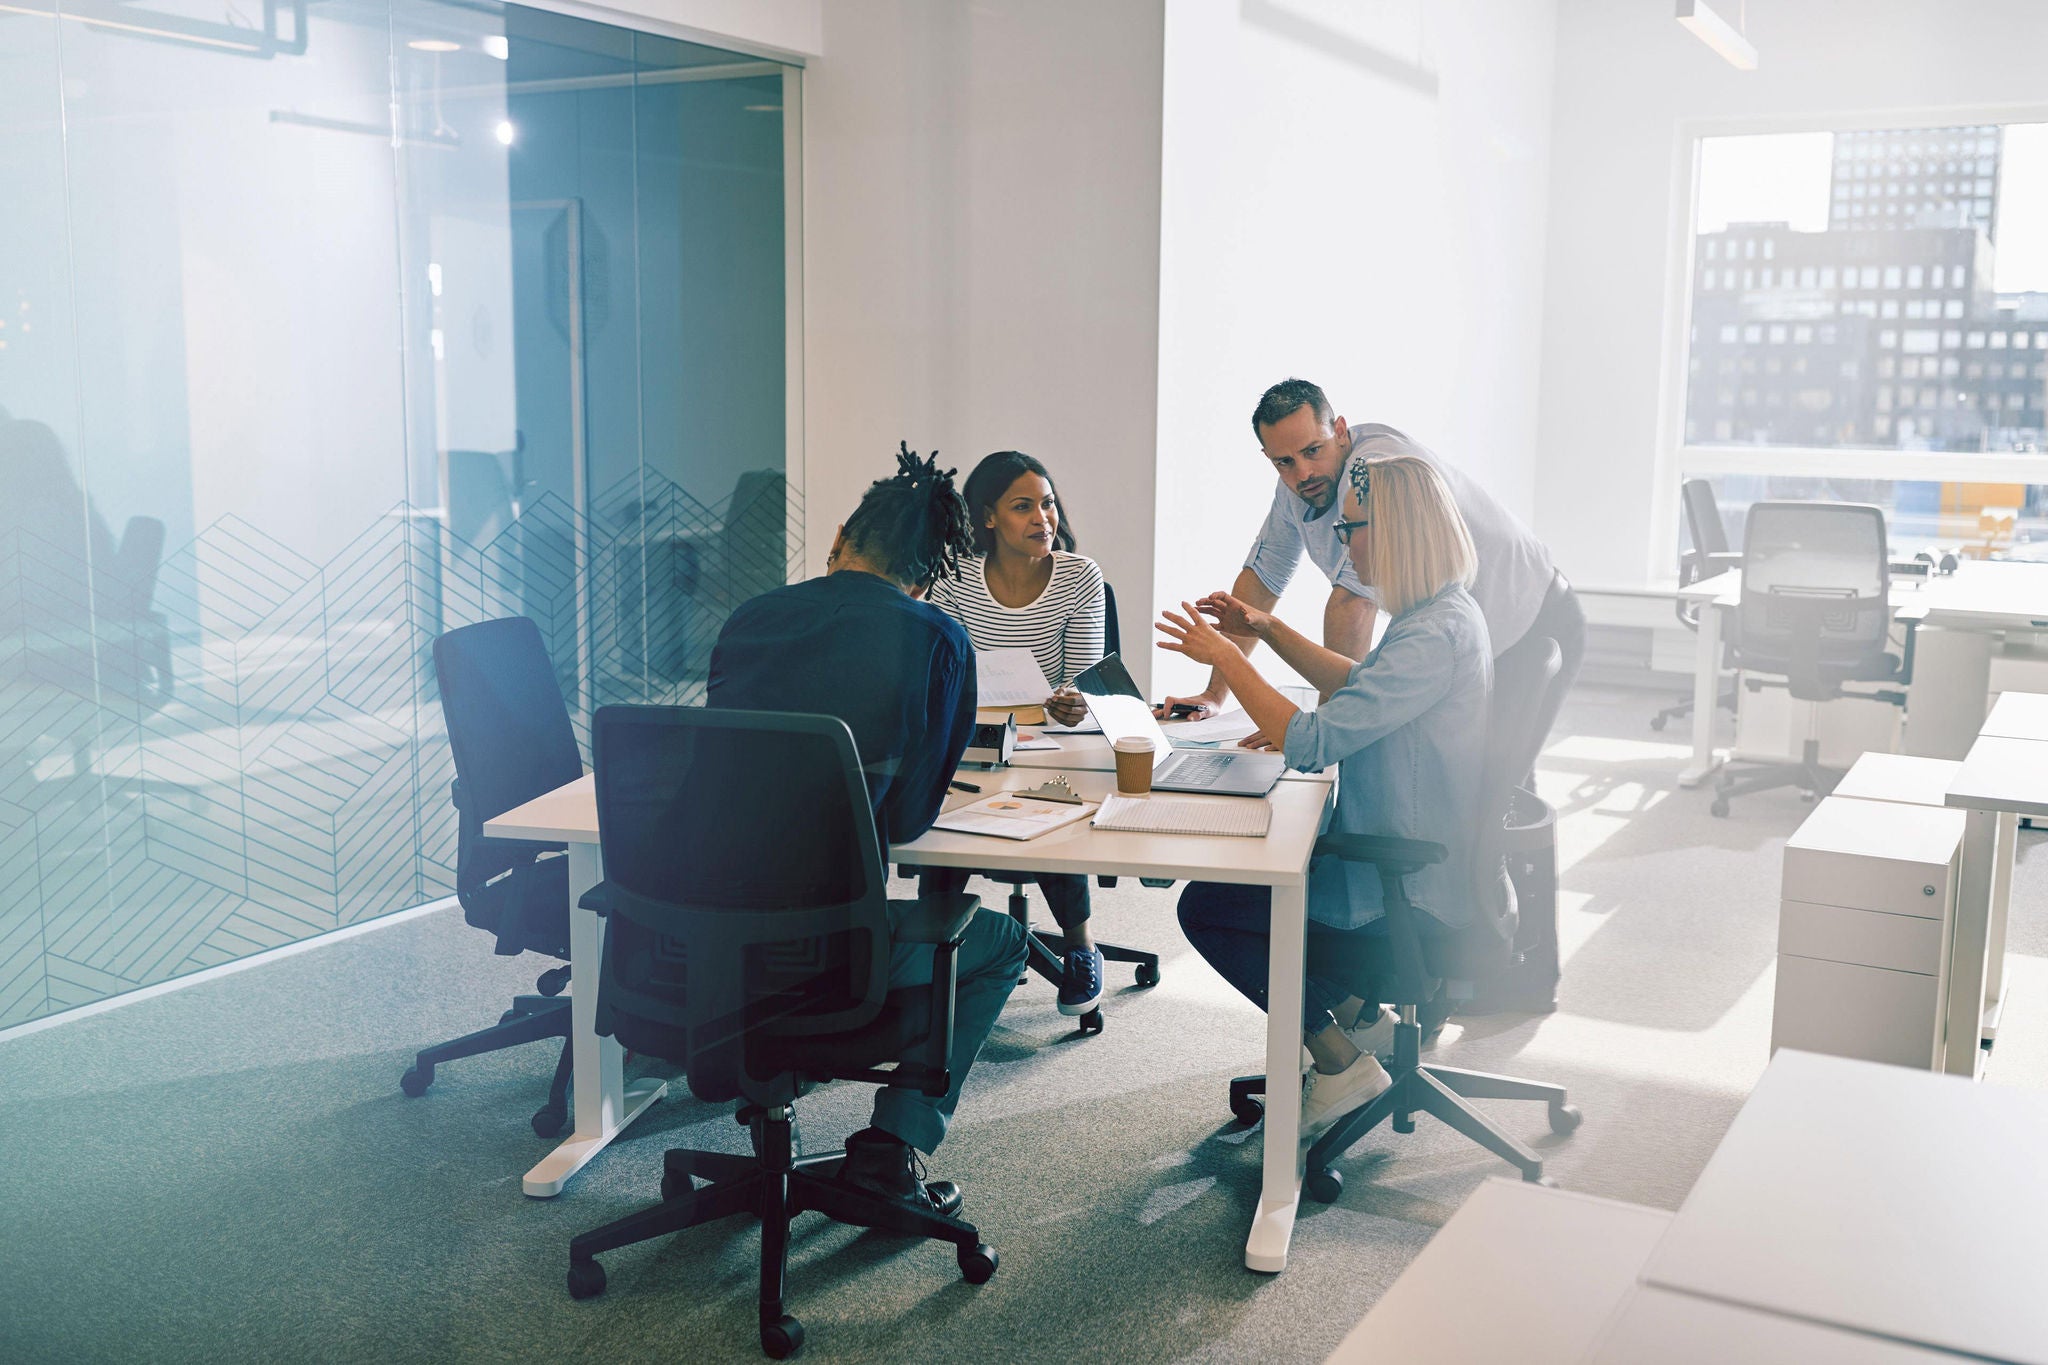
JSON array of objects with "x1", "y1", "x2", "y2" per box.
[
  {"x1": 1151, "y1": 0, "x2": 1559, "y2": 699},
  {"x1": 1536, "y1": 0, "x2": 2048, "y2": 592},
  {"x1": 800, "y1": 0, "x2": 1166, "y2": 679}
]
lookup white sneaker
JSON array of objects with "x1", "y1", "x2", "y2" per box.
[
  {"x1": 1300, "y1": 1052, "x2": 1393, "y2": 1142},
  {"x1": 1349, "y1": 1006, "x2": 1398, "y2": 1061}
]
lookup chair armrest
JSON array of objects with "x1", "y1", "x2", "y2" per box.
[
  {"x1": 578, "y1": 882, "x2": 612, "y2": 916},
  {"x1": 1314, "y1": 832, "x2": 1447, "y2": 870},
  {"x1": 894, "y1": 891, "x2": 981, "y2": 945},
  {"x1": 1704, "y1": 551, "x2": 1744, "y2": 573}
]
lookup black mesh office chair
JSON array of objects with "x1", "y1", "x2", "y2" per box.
[
  {"x1": 1226, "y1": 634, "x2": 1583, "y2": 1197},
  {"x1": 1652, "y1": 478, "x2": 1744, "y2": 733},
  {"x1": 565, "y1": 706, "x2": 996, "y2": 1360},
  {"x1": 401, "y1": 616, "x2": 581, "y2": 1138},
  {"x1": 1710, "y1": 501, "x2": 1916, "y2": 818},
  {"x1": 977, "y1": 580, "x2": 1161, "y2": 1034}
]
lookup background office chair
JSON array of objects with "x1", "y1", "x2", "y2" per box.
[
  {"x1": 1226, "y1": 634, "x2": 1583, "y2": 1198},
  {"x1": 1651, "y1": 477, "x2": 1744, "y2": 733},
  {"x1": 401, "y1": 616, "x2": 581, "y2": 1138},
  {"x1": 1710, "y1": 501, "x2": 1915, "y2": 818},
  {"x1": 978, "y1": 580, "x2": 1162, "y2": 1035},
  {"x1": 565, "y1": 706, "x2": 996, "y2": 1359}
]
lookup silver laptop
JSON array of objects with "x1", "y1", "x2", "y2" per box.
[{"x1": 1072, "y1": 654, "x2": 1287, "y2": 797}]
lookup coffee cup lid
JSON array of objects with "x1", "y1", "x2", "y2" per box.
[{"x1": 1112, "y1": 736, "x2": 1156, "y2": 753}]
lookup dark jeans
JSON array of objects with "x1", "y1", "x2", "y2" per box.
[
  {"x1": 1177, "y1": 881, "x2": 1400, "y2": 1034},
  {"x1": 917, "y1": 867, "x2": 1090, "y2": 933}
]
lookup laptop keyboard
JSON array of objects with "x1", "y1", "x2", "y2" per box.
[{"x1": 1163, "y1": 752, "x2": 1233, "y2": 786}]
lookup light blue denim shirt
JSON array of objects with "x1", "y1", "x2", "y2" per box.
[{"x1": 1281, "y1": 584, "x2": 1501, "y2": 932}]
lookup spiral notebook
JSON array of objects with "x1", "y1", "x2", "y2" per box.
[{"x1": 1091, "y1": 793, "x2": 1272, "y2": 838}]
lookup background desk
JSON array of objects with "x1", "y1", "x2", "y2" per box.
[
  {"x1": 1677, "y1": 562, "x2": 2048, "y2": 787},
  {"x1": 486, "y1": 775, "x2": 667, "y2": 1197},
  {"x1": 896, "y1": 762, "x2": 1335, "y2": 1274}
]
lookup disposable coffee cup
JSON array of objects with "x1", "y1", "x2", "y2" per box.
[{"x1": 1112, "y1": 736, "x2": 1156, "y2": 795}]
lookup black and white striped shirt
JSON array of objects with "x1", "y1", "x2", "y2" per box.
[{"x1": 927, "y1": 551, "x2": 1107, "y2": 691}]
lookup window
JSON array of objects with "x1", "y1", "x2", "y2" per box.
[{"x1": 1684, "y1": 121, "x2": 2048, "y2": 466}]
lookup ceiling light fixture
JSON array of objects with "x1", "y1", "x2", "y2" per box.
[
  {"x1": 407, "y1": 38, "x2": 461, "y2": 53},
  {"x1": 1676, "y1": 0, "x2": 1758, "y2": 71},
  {"x1": 482, "y1": 35, "x2": 509, "y2": 60}
]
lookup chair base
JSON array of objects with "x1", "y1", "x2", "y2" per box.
[
  {"x1": 1710, "y1": 737, "x2": 1839, "y2": 818},
  {"x1": 400, "y1": 974, "x2": 573, "y2": 1137},
  {"x1": 567, "y1": 1108, "x2": 994, "y2": 1359},
  {"x1": 1006, "y1": 886, "x2": 1160, "y2": 1037},
  {"x1": 1226, "y1": 1011, "x2": 1580, "y2": 1196},
  {"x1": 1650, "y1": 678, "x2": 1738, "y2": 733}
]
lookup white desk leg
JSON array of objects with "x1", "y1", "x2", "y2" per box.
[
  {"x1": 1984, "y1": 810, "x2": 2017, "y2": 1041},
  {"x1": 523, "y1": 842, "x2": 668, "y2": 1197},
  {"x1": 1245, "y1": 880, "x2": 1307, "y2": 1274},
  {"x1": 1678, "y1": 601, "x2": 1723, "y2": 789},
  {"x1": 1943, "y1": 809, "x2": 1996, "y2": 1078}
]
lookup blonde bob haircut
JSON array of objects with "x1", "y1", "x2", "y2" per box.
[{"x1": 1346, "y1": 452, "x2": 1477, "y2": 617}]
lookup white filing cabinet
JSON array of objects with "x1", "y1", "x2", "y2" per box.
[{"x1": 1773, "y1": 796, "x2": 1966, "y2": 1070}]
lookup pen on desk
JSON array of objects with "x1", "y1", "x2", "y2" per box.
[{"x1": 949, "y1": 779, "x2": 982, "y2": 794}]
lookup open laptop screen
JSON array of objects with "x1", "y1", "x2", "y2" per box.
[{"x1": 1073, "y1": 653, "x2": 1175, "y2": 769}]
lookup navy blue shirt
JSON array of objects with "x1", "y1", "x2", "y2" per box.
[{"x1": 707, "y1": 570, "x2": 977, "y2": 847}]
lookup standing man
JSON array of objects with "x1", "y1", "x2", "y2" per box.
[{"x1": 1157, "y1": 378, "x2": 1584, "y2": 725}]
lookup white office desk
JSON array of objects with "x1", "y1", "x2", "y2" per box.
[
  {"x1": 1943, "y1": 734, "x2": 2048, "y2": 1066},
  {"x1": 1325, "y1": 1178, "x2": 1672, "y2": 1364},
  {"x1": 1590, "y1": 1285, "x2": 1959, "y2": 1364},
  {"x1": 897, "y1": 762, "x2": 1334, "y2": 1274},
  {"x1": 1677, "y1": 563, "x2": 2048, "y2": 786},
  {"x1": 486, "y1": 774, "x2": 667, "y2": 1197},
  {"x1": 1642, "y1": 1050, "x2": 2048, "y2": 1365},
  {"x1": 1980, "y1": 688, "x2": 2048, "y2": 740}
]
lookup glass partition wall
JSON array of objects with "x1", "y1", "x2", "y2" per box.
[{"x1": 0, "y1": 2, "x2": 798, "y2": 1027}]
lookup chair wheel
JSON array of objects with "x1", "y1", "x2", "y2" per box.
[
  {"x1": 1710, "y1": 798, "x2": 1730, "y2": 818},
  {"x1": 1305, "y1": 1167, "x2": 1344, "y2": 1203},
  {"x1": 1549, "y1": 1103, "x2": 1583, "y2": 1135},
  {"x1": 761, "y1": 1313, "x2": 804, "y2": 1358},
  {"x1": 661, "y1": 1170, "x2": 694, "y2": 1202},
  {"x1": 1134, "y1": 961, "x2": 1160, "y2": 988},
  {"x1": 1230, "y1": 1094, "x2": 1265, "y2": 1127},
  {"x1": 532, "y1": 1104, "x2": 567, "y2": 1139},
  {"x1": 566, "y1": 1258, "x2": 606, "y2": 1300},
  {"x1": 1534, "y1": 1175, "x2": 1560, "y2": 1188},
  {"x1": 537, "y1": 965, "x2": 570, "y2": 997},
  {"x1": 400, "y1": 1066, "x2": 431, "y2": 1098},
  {"x1": 1078, "y1": 1009, "x2": 1104, "y2": 1035},
  {"x1": 1649, "y1": 714, "x2": 1667, "y2": 731},
  {"x1": 958, "y1": 1242, "x2": 999, "y2": 1284}
]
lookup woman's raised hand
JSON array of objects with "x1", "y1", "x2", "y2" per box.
[
  {"x1": 1155, "y1": 601, "x2": 1238, "y2": 668},
  {"x1": 1196, "y1": 591, "x2": 1270, "y2": 640}
]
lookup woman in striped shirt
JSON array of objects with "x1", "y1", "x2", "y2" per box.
[{"x1": 925, "y1": 451, "x2": 1110, "y2": 1015}]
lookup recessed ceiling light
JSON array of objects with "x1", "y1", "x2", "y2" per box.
[
  {"x1": 407, "y1": 38, "x2": 461, "y2": 53},
  {"x1": 743, "y1": 105, "x2": 782, "y2": 113},
  {"x1": 482, "y1": 35, "x2": 509, "y2": 60},
  {"x1": 495, "y1": 120, "x2": 517, "y2": 146}
]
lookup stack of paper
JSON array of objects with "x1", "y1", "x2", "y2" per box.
[
  {"x1": 976, "y1": 648, "x2": 1052, "y2": 708},
  {"x1": 934, "y1": 793, "x2": 1097, "y2": 840}
]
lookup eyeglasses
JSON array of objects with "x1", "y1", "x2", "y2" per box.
[{"x1": 1332, "y1": 517, "x2": 1369, "y2": 544}]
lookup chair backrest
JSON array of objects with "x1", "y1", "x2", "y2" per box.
[
  {"x1": 1101, "y1": 580, "x2": 1121, "y2": 657},
  {"x1": 432, "y1": 617, "x2": 585, "y2": 939},
  {"x1": 589, "y1": 705, "x2": 893, "y2": 1100},
  {"x1": 1734, "y1": 501, "x2": 1890, "y2": 698},
  {"x1": 1681, "y1": 477, "x2": 1730, "y2": 562}
]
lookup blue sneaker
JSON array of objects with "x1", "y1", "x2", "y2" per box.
[{"x1": 1057, "y1": 946, "x2": 1105, "y2": 1015}]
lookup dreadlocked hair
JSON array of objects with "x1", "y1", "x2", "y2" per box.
[{"x1": 840, "y1": 441, "x2": 976, "y2": 591}]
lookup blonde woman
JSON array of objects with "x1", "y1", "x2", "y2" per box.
[{"x1": 1153, "y1": 452, "x2": 1505, "y2": 1142}]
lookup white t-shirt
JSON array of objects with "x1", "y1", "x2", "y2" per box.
[
  {"x1": 1242, "y1": 425, "x2": 1555, "y2": 653},
  {"x1": 926, "y1": 550, "x2": 1108, "y2": 689}
]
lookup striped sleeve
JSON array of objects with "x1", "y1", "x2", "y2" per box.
[{"x1": 1058, "y1": 557, "x2": 1106, "y2": 686}]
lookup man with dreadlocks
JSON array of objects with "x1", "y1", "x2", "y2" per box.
[{"x1": 708, "y1": 443, "x2": 1028, "y2": 1222}]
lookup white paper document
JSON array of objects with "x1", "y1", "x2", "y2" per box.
[
  {"x1": 1164, "y1": 708, "x2": 1259, "y2": 744},
  {"x1": 934, "y1": 793, "x2": 1096, "y2": 840},
  {"x1": 1091, "y1": 793, "x2": 1272, "y2": 837},
  {"x1": 1012, "y1": 730, "x2": 1063, "y2": 752},
  {"x1": 976, "y1": 647, "x2": 1053, "y2": 708}
]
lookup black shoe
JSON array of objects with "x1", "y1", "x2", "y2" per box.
[{"x1": 839, "y1": 1129, "x2": 964, "y2": 1221}]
